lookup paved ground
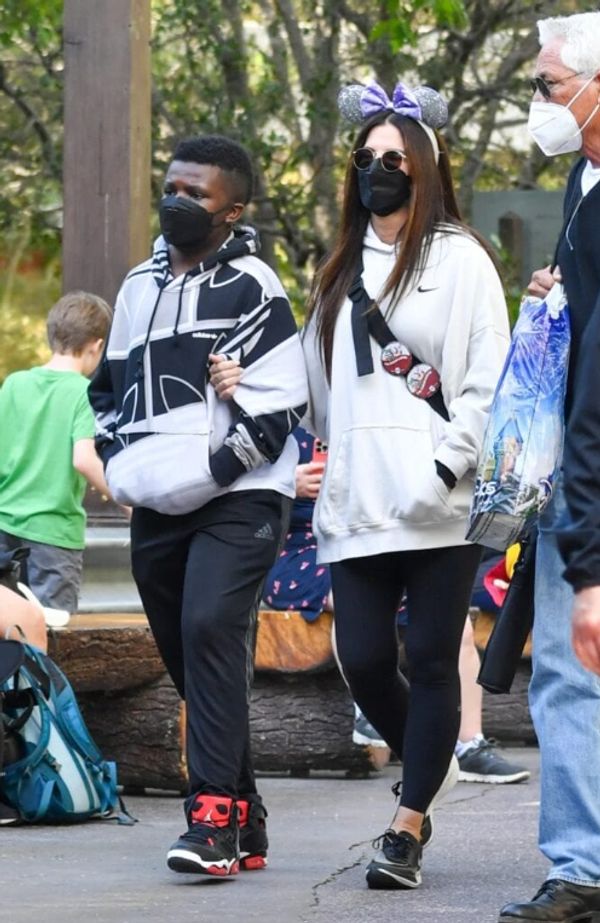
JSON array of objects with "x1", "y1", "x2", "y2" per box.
[{"x1": 1, "y1": 747, "x2": 546, "y2": 923}]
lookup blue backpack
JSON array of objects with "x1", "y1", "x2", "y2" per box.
[{"x1": 0, "y1": 639, "x2": 133, "y2": 824}]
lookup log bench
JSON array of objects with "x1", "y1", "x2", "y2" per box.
[
  {"x1": 47, "y1": 614, "x2": 187, "y2": 792},
  {"x1": 46, "y1": 607, "x2": 534, "y2": 794},
  {"x1": 47, "y1": 610, "x2": 375, "y2": 792}
]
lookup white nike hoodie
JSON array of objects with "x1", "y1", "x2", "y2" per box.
[{"x1": 302, "y1": 223, "x2": 510, "y2": 563}]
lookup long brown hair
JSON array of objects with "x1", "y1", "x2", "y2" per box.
[{"x1": 306, "y1": 111, "x2": 494, "y2": 379}]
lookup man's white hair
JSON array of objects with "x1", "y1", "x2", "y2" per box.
[{"x1": 538, "y1": 12, "x2": 600, "y2": 77}]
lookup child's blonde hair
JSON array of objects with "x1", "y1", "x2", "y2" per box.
[{"x1": 46, "y1": 291, "x2": 113, "y2": 355}]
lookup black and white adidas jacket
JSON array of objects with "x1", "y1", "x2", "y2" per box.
[{"x1": 89, "y1": 227, "x2": 308, "y2": 515}]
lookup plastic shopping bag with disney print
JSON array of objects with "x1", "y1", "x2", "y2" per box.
[{"x1": 467, "y1": 283, "x2": 570, "y2": 551}]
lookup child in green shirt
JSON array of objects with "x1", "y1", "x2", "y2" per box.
[{"x1": 0, "y1": 291, "x2": 113, "y2": 614}]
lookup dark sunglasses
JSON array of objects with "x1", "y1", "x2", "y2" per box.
[
  {"x1": 529, "y1": 72, "x2": 584, "y2": 100},
  {"x1": 352, "y1": 147, "x2": 407, "y2": 173}
]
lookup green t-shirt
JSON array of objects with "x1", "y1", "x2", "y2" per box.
[{"x1": 0, "y1": 367, "x2": 95, "y2": 549}]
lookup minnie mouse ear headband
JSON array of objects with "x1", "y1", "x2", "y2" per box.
[{"x1": 338, "y1": 81, "x2": 448, "y2": 163}]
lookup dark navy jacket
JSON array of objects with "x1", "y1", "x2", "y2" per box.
[{"x1": 555, "y1": 158, "x2": 600, "y2": 589}]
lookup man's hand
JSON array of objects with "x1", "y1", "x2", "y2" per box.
[
  {"x1": 528, "y1": 264, "x2": 562, "y2": 299},
  {"x1": 572, "y1": 586, "x2": 600, "y2": 674},
  {"x1": 296, "y1": 462, "x2": 324, "y2": 500},
  {"x1": 209, "y1": 354, "x2": 241, "y2": 401}
]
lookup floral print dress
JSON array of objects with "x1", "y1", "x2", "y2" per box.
[{"x1": 262, "y1": 428, "x2": 331, "y2": 622}]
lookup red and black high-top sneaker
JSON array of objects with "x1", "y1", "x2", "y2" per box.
[
  {"x1": 167, "y1": 793, "x2": 239, "y2": 876},
  {"x1": 237, "y1": 794, "x2": 268, "y2": 870}
]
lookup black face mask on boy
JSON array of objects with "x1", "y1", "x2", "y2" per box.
[
  {"x1": 158, "y1": 195, "x2": 229, "y2": 250},
  {"x1": 357, "y1": 161, "x2": 412, "y2": 217}
]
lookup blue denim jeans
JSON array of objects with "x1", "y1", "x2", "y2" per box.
[{"x1": 530, "y1": 481, "x2": 600, "y2": 885}]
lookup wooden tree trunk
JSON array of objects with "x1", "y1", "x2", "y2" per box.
[
  {"x1": 77, "y1": 668, "x2": 374, "y2": 791},
  {"x1": 48, "y1": 614, "x2": 164, "y2": 692},
  {"x1": 48, "y1": 609, "x2": 534, "y2": 793},
  {"x1": 250, "y1": 671, "x2": 375, "y2": 776},
  {"x1": 63, "y1": 0, "x2": 151, "y2": 304},
  {"x1": 78, "y1": 677, "x2": 187, "y2": 793}
]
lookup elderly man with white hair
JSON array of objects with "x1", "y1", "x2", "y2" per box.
[{"x1": 499, "y1": 10, "x2": 600, "y2": 923}]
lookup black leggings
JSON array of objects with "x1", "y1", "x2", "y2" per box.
[{"x1": 330, "y1": 543, "x2": 482, "y2": 814}]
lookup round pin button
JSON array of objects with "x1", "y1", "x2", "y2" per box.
[
  {"x1": 381, "y1": 341, "x2": 413, "y2": 376},
  {"x1": 406, "y1": 363, "x2": 440, "y2": 398}
]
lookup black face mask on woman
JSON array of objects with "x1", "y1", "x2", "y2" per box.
[
  {"x1": 357, "y1": 161, "x2": 412, "y2": 217},
  {"x1": 158, "y1": 195, "x2": 229, "y2": 250}
]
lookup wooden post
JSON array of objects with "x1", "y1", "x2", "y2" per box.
[
  {"x1": 62, "y1": 0, "x2": 151, "y2": 305},
  {"x1": 498, "y1": 210, "x2": 525, "y2": 289}
]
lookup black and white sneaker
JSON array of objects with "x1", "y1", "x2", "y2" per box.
[
  {"x1": 458, "y1": 738, "x2": 530, "y2": 784},
  {"x1": 167, "y1": 793, "x2": 239, "y2": 877},
  {"x1": 366, "y1": 829, "x2": 423, "y2": 890}
]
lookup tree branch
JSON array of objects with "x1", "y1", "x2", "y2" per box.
[
  {"x1": 0, "y1": 62, "x2": 60, "y2": 179},
  {"x1": 273, "y1": 0, "x2": 314, "y2": 92}
]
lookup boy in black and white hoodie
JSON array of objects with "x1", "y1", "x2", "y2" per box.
[{"x1": 90, "y1": 135, "x2": 307, "y2": 878}]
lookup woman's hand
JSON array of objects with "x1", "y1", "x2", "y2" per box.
[
  {"x1": 296, "y1": 462, "x2": 324, "y2": 500},
  {"x1": 209, "y1": 353, "x2": 241, "y2": 401},
  {"x1": 528, "y1": 264, "x2": 562, "y2": 299}
]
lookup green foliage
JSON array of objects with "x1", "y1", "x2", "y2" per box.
[
  {"x1": 0, "y1": 0, "x2": 62, "y2": 377},
  {"x1": 0, "y1": 0, "x2": 62, "y2": 45},
  {"x1": 0, "y1": 254, "x2": 59, "y2": 382},
  {"x1": 490, "y1": 233, "x2": 525, "y2": 330},
  {"x1": 0, "y1": 0, "x2": 62, "y2": 238},
  {"x1": 0, "y1": 0, "x2": 572, "y2": 361},
  {"x1": 371, "y1": 0, "x2": 467, "y2": 50}
]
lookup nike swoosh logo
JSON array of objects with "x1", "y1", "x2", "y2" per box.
[{"x1": 417, "y1": 285, "x2": 439, "y2": 293}]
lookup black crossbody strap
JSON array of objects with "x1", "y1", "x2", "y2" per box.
[
  {"x1": 348, "y1": 275, "x2": 375, "y2": 376},
  {"x1": 348, "y1": 265, "x2": 449, "y2": 421}
]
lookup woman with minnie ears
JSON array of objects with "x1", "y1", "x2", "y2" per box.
[{"x1": 301, "y1": 80, "x2": 510, "y2": 891}]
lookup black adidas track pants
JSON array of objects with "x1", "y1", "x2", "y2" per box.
[{"x1": 131, "y1": 489, "x2": 287, "y2": 798}]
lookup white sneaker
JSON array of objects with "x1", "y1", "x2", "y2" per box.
[
  {"x1": 352, "y1": 709, "x2": 388, "y2": 748},
  {"x1": 16, "y1": 582, "x2": 71, "y2": 628},
  {"x1": 42, "y1": 607, "x2": 71, "y2": 629}
]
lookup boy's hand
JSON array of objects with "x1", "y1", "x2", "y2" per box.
[{"x1": 209, "y1": 354, "x2": 241, "y2": 401}]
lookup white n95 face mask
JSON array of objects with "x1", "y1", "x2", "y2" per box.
[{"x1": 528, "y1": 74, "x2": 599, "y2": 157}]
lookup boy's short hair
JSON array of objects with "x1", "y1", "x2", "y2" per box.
[
  {"x1": 172, "y1": 135, "x2": 254, "y2": 204},
  {"x1": 47, "y1": 291, "x2": 113, "y2": 355}
]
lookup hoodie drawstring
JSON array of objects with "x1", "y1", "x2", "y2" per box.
[
  {"x1": 172, "y1": 272, "x2": 190, "y2": 342},
  {"x1": 135, "y1": 285, "x2": 166, "y2": 381}
]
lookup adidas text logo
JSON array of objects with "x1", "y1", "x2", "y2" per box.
[{"x1": 254, "y1": 523, "x2": 275, "y2": 540}]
